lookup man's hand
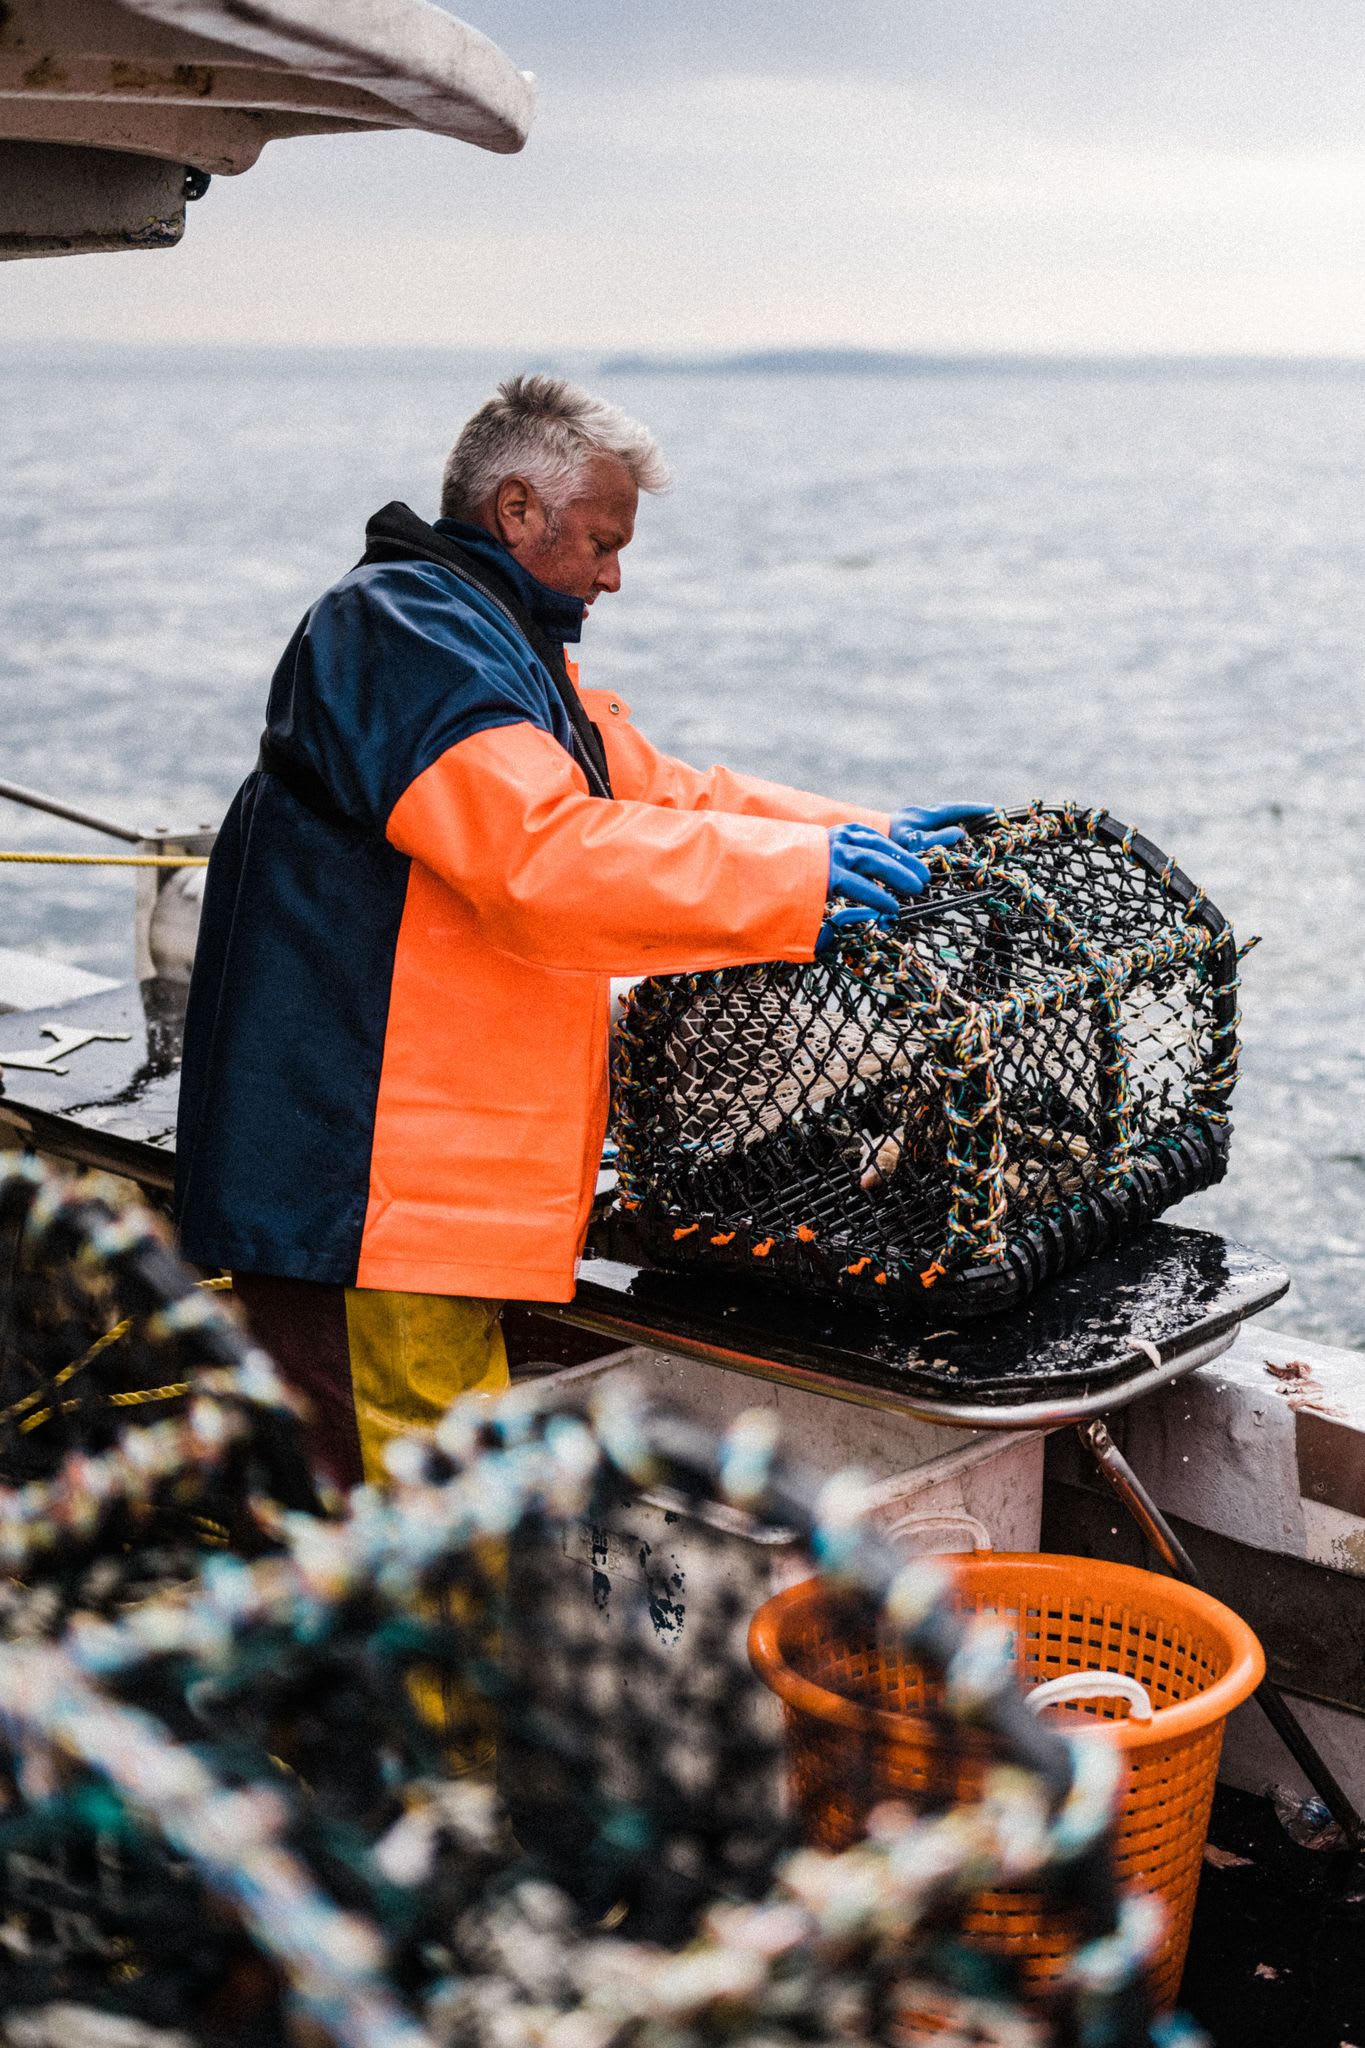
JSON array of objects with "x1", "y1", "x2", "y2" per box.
[
  {"x1": 889, "y1": 802, "x2": 995, "y2": 853},
  {"x1": 827, "y1": 821, "x2": 931, "y2": 913},
  {"x1": 817, "y1": 823, "x2": 931, "y2": 953}
]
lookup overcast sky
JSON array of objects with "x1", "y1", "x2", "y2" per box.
[{"x1": 4, "y1": 0, "x2": 1365, "y2": 354}]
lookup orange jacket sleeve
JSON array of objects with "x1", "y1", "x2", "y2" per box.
[
  {"x1": 579, "y1": 689, "x2": 892, "y2": 833},
  {"x1": 385, "y1": 720, "x2": 830, "y2": 976}
]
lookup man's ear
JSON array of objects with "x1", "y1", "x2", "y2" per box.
[{"x1": 493, "y1": 474, "x2": 533, "y2": 545}]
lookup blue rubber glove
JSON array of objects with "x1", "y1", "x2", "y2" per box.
[
  {"x1": 889, "y1": 802, "x2": 995, "y2": 854},
  {"x1": 817, "y1": 823, "x2": 930, "y2": 954}
]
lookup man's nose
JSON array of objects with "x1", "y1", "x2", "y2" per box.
[{"x1": 595, "y1": 552, "x2": 622, "y2": 594}]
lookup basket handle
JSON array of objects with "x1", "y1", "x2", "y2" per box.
[
  {"x1": 1024, "y1": 1670, "x2": 1154, "y2": 1723},
  {"x1": 883, "y1": 1510, "x2": 992, "y2": 1556}
]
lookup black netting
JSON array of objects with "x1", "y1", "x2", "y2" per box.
[{"x1": 606, "y1": 805, "x2": 1242, "y2": 1316}]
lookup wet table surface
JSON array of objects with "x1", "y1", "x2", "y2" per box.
[
  {"x1": 0, "y1": 981, "x2": 183, "y2": 1191},
  {"x1": 555, "y1": 1227, "x2": 1291, "y2": 1426}
]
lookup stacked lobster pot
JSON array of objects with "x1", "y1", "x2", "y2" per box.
[{"x1": 604, "y1": 804, "x2": 1243, "y2": 1317}]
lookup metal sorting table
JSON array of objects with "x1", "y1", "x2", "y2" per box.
[{"x1": 554, "y1": 1223, "x2": 1289, "y2": 1429}]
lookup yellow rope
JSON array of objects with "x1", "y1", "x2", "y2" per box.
[
  {"x1": 0, "y1": 852, "x2": 209, "y2": 868},
  {"x1": 1, "y1": 1275, "x2": 235, "y2": 1432},
  {"x1": 0, "y1": 1317, "x2": 132, "y2": 1429},
  {"x1": 20, "y1": 1382, "x2": 191, "y2": 1435}
]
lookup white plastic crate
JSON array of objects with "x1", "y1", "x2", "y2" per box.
[{"x1": 500, "y1": 1342, "x2": 1045, "y2": 1839}]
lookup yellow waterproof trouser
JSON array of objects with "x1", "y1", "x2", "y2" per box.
[
  {"x1": 232, "y1": 1277, "x2": 509, "y2": 1773},
  {"x1": 343, "y1": 1287, "x2": 509, "y2": 1483},
  {"x1": 232, "y1": 1274, "x2": 509, "y2": 1492},
  {"x1": 345, "y1": 1289, "x2": 509, "y2": 1774}
]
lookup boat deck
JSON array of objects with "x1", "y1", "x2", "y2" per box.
[
  {"x1": 1185, "y1": 1785, "x2": 1365, "y2": 2045},
  {"x1": 0, "y1": 978, "x2": 180, "y2": 1189}
]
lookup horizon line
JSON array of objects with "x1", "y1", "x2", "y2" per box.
[{"x1": 6, "y1": 338, "x2": 1365, "y2": 371}]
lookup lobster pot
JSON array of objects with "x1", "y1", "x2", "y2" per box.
[{"x1": 605, "y1": 806, "x2": 1241, "y2": 1317}]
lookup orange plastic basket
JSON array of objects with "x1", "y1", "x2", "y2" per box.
[{"x1": 748, "y1": 1552, "x2": 1264, "y2": 2012}]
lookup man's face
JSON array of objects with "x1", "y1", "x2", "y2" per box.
[{"x1": 492, "y1": 453, "x2": 639, "y2": 607}]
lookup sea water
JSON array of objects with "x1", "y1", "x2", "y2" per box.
[{"x1": 1, "y1": 347, "x2": 1362, "y2": 1344}]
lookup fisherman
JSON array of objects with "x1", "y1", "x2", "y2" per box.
[{"x1": 175, "y1": 375, "x2": 986, "y2": 1489}]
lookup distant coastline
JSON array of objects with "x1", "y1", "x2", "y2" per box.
[
  {"x1": 599, "y1": 347, "x2": 1365, "y2": 378},
  {"x1": 7, "y1": 340, "x2": 1365, "y2": 378},
  {"x1": 10, "y1": 339, "x2": 1365, "y2": 380}
]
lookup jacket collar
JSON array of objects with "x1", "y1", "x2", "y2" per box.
[{"x1": 433, "y1": 516, "x2": 585, "y2": 646}]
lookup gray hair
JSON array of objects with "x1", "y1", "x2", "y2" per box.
[{"x1": 440, "y1": 373, "x2": 669, "y2": 521}]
